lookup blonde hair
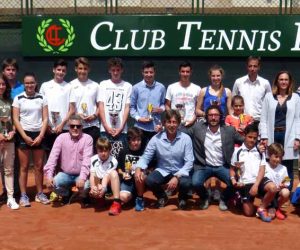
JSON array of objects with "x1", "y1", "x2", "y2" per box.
[{"x1": 208, "y1": 65, "x2": 225, "y2": 99}]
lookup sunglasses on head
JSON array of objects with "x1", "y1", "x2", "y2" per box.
[{"x1": 70, "y1": 124, "x2": 82, "y2": 129}]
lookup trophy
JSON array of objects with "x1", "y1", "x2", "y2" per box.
[
  {"x1": 282, "y1": 176, "x2": 291, "y2": 188},
  {"x1": 210, "y1": 97, "x2": 221, "y2": 106},
  {"x1": 51, "y1": 111, "x2": 60, "y2": 129},
  {"x1": 234, "y1": 161, "x2": 245, "y2": 186},
  {"x1": 0, "y1": 116, "x2": 9, "y2": 138},
  {"x1": 175, "y1": 103, "x2": 186, "y2": 125},
  {"x1": 109, "y1": 110, "x2": 119, "y2": 129},
  {"x1": 147, "y1": 103, "x2": 153, "y2": 120},
  {"x1": 124, "y1": 158, "x2": 132, "y2": 178},
  {"x1": 81, "y1": 102, "x2": 88, "y2": 117}
]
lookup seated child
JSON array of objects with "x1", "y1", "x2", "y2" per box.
[
  {"x1": 89, "y1": 138, "x2": 121, "y2": 216},
  {"x1": 117, "y1": 127, "x2": 146, "y2": 211},
  {"x1": 230, "y1": 124, "x2": 277, "y2": 222},
  {"x1": 265, "y1": 143, "x2": 290, "y2": 220},
  {"x1": 225, "y1": 95, "x2": 253, "y2": 137}
]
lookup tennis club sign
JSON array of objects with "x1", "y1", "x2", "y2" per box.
[{"x1": 22, "y1": 15, "x2": 300, "y2": 57}]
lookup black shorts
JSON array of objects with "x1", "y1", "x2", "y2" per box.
[
  {"x1": 240, "y1": 177, "x2": 272, "y2": 202},
  {"x1": 16, "y1": 131, "x2": 47, "y2": 150}
]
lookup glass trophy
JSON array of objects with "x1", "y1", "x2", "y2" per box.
[
  {"x1": 147, "y1": 103, "x2": 153, "y2": 120},
  {"x1": 109, "y1": 110, "x2": 119, "y2": 129},
  {"x1": 175, "y1": 103, "x2": 186, "y2": 125},
  {"x1": 0, "y1": 116, "x2": 9, "y2": 138}
]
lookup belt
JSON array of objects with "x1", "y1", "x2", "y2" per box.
[{"x1": 274, "y1": 126, "x2": 286, "y2": 132}]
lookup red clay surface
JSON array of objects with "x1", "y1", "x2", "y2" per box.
[{"x1": 1, "y1": 170, "x2": 300, "y2": 250}]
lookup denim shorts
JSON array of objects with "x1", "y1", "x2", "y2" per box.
[{"x1": 120, "y1": 179, "x2": 135, "y2": 194}]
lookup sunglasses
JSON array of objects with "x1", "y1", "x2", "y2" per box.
[{"x1": 70, "y1": 124, "x2": 82, "y2": 129}]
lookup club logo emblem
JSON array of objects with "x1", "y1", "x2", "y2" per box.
[{"x1": 36, "y1": 18, "x2": 75, "y2": 54}]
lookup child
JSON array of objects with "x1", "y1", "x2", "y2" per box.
[
  {"x1": 89, "y1": 138, "x2": 121, "y2": 216},
  {"x1": 230, "y1": 124, "x2": 277, "y2": 222},
  {"x1": 265, "y1": 143, "x2": 290, "y2": 220},
  {"x1": 117, "y1": 127, "x2": 146, "y2": 211},
  {"x1": 225, "y1": 95, "x2": 253, "y2": 137}
]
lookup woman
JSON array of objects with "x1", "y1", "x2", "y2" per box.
[
  {"x1": 260, "y1": 70, "x2": 300, "y2": 190},
  {"x1": 0, "y1": 73, "x2": 19, "y2": 209},
  {"x1": 196, "y1": 65, "x2": 232, "y2": 119},
  {"x1": 12, "y1": 72, "x2": 50, "y2": 207}
]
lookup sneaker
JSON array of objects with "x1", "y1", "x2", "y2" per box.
[
  {"x1": 108, "y1": 201, "x2": 121, "y2": 215},
  {"x1": 81, "y1": 196, "x2": 91, "y2": 208},
  {"x1": 178, "y1": 199, "x2": 187, "y2": 210},
  {"x1": 156, "y1": 195, "x2": 168, "y2": 208},
  {"x1": 268, "y1": 207, "x2": 276, "y2": 220},
  {"x1": 256, "y1": 208, "x2": 272, "y2": 222},
  {"x1": 199, "y1": 199, "x2": 209, "y2": 210},
  {"x1": 19, "y1": 194, "x2": 31, "y2": 207},
  {"x1": 135, "y1": 197, "x2": 145, "y2": 211},
  {"x1": 275, "y1": 209, "x2": 286, "y2": 220},
  {"x1": 7, "y1": 198, "x2": 20, "y2": 210},
  {"x1": 35, "y1": 193, "x2": 50, "y2": 205},
  {"x1": 219, "y1": 200, "x2": 228, "y2": 211}
]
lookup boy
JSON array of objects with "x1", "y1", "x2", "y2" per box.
[
  {"x1": 117, "y1": 127, "x2": 146, "y2": 211},
  {"x1": 98, "y1": 57, "x2": 132, "y2": 157},
  {"x1": 89, "y1": 138, "x2": 122, "y2": 216},
  {"x1": 230, "y1": 124, "x2": 276, "y2": 222},
  {"x1": 69, "y1": 57, "x2": 100, "y2": 151},
  {"x1": 265, "y1": 143, "x2": 290, "y2": 220},
  {"x1": 40, "y1": 59, "x2": 72, "y2": 151}
]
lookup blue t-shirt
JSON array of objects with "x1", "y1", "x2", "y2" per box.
[{"x1": 11, "y1": 81, "x2": 24, "y2": 100}]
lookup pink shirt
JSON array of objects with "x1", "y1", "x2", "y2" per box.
[{"x1": 44, "y1": 132, "x2": 93, "y2": 181}]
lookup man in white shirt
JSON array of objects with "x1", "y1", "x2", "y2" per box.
[
  {"x1": 165, "y1": 61, "x2": 200, "y2": 127},
  {"x1": 98, "y1": 57, "x2": 132, "y2": 157},
  {"x1": 232, "y1": 56, "x2": 271, "y2": 122},
  {"x1": 40, "y1": 59, "x2": 72, "y2": 151},
  {"x1": 69, "y1": 57, "x2": 100, "y2": 151}
]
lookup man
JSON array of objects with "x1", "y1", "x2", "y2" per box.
[
  {"x1": 98, "y1": 57, "x2": 132, "y2": 157},
  {"x1": 130, "y1": 61, "x2": 166, "y2": 144},
  {"x1": 44, "y1": 115, "x2": 93, "y2": 205},
  {"x1": 2, "y1": 58, "x2": 24, "y2": 99},
  {"x1": 165, "y1": 61, "x2": 201, "y2": 127},
  {"x1": 135, "y1": 109, "x2": 194, "y2": 210},
  {"x1": 69, "y1": 57, "x2": 100, "y2": 151},
  {"x1": 40, "y1": 59, "x2": 72, "y2": 151},
  {"x1": 186, "y1": 105, "x2": 243, "y2": 211},
  {"x1": 232, "y1": 56, "x2": 271, "y2": 123}
]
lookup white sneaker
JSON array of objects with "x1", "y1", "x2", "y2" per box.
[{"x1": 7, "y1": 198, "x2": 20, "y2": 210}]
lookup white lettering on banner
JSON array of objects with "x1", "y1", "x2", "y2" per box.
[
  {"x1": 90, "y1": 21, "x2": 165, "y2": 51},
  {"x1": 198, "y1": 30, "x2": 216, "y2": 50},
  {"x1": 216, "y1": 30, "x2": 238, "y2": 50},
  {"x1": 177, "y1": 21, "x2": 202, "y2": 50},
  {"x1": 268, "y1": 31, "x2": 281, "y2": 51},
  {"x1": 291, "y1": 22, "x2": 300, "y2": 51}
]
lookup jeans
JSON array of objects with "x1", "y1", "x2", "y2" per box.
[
  {"x1": 192, "y1": 166, "x2": 233, "y2": 201},
  {"x1": 53, "y1": 172, "x2": 89, "y2": 197},
  {"x1": 146, "y1": 170, "x2": 192, "y2": 200}
]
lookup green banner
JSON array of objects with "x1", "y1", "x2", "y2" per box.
[{"x1": 22, "y1": 15, "x2": 300, "y2": 57}]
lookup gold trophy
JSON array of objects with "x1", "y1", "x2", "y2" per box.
[
  {"x1": 81, "y1": 102, "x2": 88, "y2": 117},
  {"x1": 234, "y1": 161, "x2": 245, "y2": 186},
  {"x1": 175, "y1": 103, "x2": 186, "y2": 125},
  {"x1": 0, "y1": 116, "x2": 9, "y2": 138},
  {"x1": 147, "y1": 103, "x2": 153, "y2": 120},
  {"x1": 124, "y1": 159, "x2": 132, "y2": 178}
]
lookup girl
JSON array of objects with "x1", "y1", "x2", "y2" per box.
[
  {"x1": 0, "y1": 73, "x2": 19, "y2": 209},
  {"x1": 225, "y1": 95, "x2": 253, "y2": 137},
  {"x1": 12, "y1": 72, "x2": 50, "y2": 207}
]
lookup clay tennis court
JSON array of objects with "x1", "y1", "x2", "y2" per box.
[{"x1": 0, "y1": 170, "x2": 300, "y2": 250}]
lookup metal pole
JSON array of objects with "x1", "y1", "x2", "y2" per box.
[
  {"x1": 30, "y1": 0, "x2": 33, "y2": 14},
  {"x1": 74, "y1": 0, "x2": 77, "y2": 14},
  {"x1": 115, "y1": 0, "x2": 118, "y2": 14},
  {"x1": 201, "y1": 0, "x2": 204, "y2": 14},
  {"x1": 110, "y1": 0, "x2": 113, "y2": 14},
  {"x1": 279, "y1": 0, "x2": 282, "y2": 15}
]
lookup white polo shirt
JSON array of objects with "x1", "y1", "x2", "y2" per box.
[
  {"x1": 40, "y1": 79, "x2": 71, "y2": 130},
  {"x1": 69, "y1": 78, "x2": 100, "y2": 129},
  {"x1": 98, "y1": 79, "x2": 132, "y2": 133},
  {"x1": 90, "y1": 154, "x2": 118, "y2": 179},
  {"x1": 231, "y1": 144, "x2": 266, "y2": 184},
  {"x1": 12, "y1": 92, "x2": 47, "y2": 132},
  {"x1": 232, "y1": 75, "x2": 271, "y2": 121}
]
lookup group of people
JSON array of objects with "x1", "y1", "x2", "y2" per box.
[{"x1": 0, "y1": 55, "x2": 299, "y2": 222}]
